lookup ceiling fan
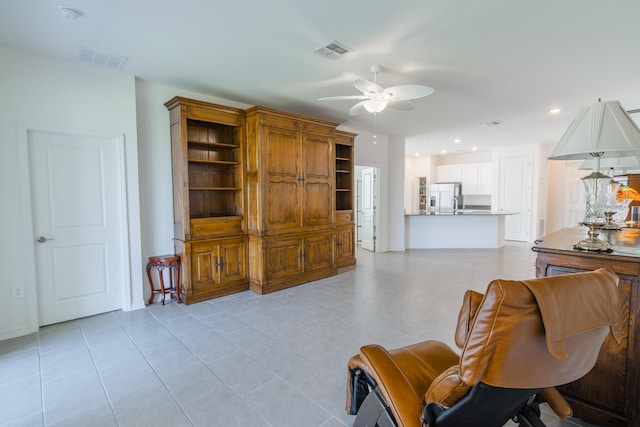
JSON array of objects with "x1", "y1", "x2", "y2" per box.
[{"x1": 318, "y1": 65, "x2": 434, "y2": 115}]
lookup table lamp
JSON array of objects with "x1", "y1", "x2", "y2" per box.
[
  {"x1": 579, "y1": 156, "x2": 640, "y2": 229},
  {"x1": 548, "y1": 99, "x2": 640, "y2": 251}
]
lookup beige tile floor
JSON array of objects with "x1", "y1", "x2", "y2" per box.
[{"x1": 0, "y1": 244, "x2": 600, "y2": 426}]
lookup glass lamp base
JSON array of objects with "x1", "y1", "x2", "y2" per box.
[
  {"x1": 574, "y1": 222, "x2": 613, "y2": 252},
  {"x1": 602, "y1": 211, "x2": 622, "y2": 230}
]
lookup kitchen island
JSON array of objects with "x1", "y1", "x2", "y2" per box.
[{"x1": 405, "y1": 211, "x2": 517, "y2": 249}]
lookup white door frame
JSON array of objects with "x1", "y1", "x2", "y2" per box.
[
  {"x1": 17, "y1": 123, "x2": 133, "y2": 331},
  {"x1": 356, "y1": 165, "x2": 380, "y2": 252},
  {"x1": 498, "y1": 155, "x2": 533, "y2": 242}
]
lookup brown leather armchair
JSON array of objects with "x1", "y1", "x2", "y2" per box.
[{"x1": 346, "y1": 268, "x2": 622, "y2": 427}]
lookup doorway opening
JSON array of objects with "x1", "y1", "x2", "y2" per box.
[{"x1": 355, "y1": 165, "x2": 379, "y2": 252}]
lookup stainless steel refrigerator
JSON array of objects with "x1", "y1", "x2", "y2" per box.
[{"x1": 428, "y1": 182, "x2": 462, "y2": 213}]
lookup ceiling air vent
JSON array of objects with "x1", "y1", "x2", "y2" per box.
[
  {"x1": 482, "y1": 120, "x2": 503, "y2": 127},
  {"x1": 76, "y1": 46, "x2": 128, "y2": 70},
  {"x1": 313, "y1": 40, "x2": 352, "y2": 60}
]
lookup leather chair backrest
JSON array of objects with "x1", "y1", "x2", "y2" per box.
[
  {"x1": 457, "y1": 268, "x2": 622, "y2": 389},
  {"x1": 454, "y1": 289, "x2": 484, "y2": 349}
]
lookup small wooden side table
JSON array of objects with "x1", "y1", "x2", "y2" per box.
[{"x1": 146, "y1": 255, "x2": 181, "y2": 305}]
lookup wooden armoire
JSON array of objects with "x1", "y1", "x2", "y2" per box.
[
  {"x1": 165, "y1": 98, "x2": 356, "y2": 302},
  {"x1": 165, "y1": 97, "x2": 249, "y2": 304}
]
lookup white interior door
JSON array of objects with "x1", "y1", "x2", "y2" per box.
[
  {"x1": 360, "y1": 167, "x2": 377, "y2": 251},
  {"x1": 499, "y1": 156, "x2": 532, "y2": 241},
  {"x1": 28, "y1": 129, "x2": 127, "y2": 326}
]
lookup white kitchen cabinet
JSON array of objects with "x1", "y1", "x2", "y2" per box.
[
  {"x1": 477, "y1": 162, "x2": 493, "y2": 194},
  {"x1": 438, "y1": 162, "x2": 493, "y2": 194},
  {"x1": 436, "y1": 164, "x2": 462, "y2": 182},
  {"x1": 461, "y1": 163, "x2": 479, "y2": 193}
]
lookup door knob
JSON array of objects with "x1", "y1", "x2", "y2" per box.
[{"x1": 36, "y1": 236, "x2": 54, "y2": 243}]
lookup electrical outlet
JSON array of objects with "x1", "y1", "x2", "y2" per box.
[{"x1": 12, "y1": 286, "x2": 24, "y2": 299}]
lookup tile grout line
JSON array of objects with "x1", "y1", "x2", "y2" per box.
[
  {"x1": 215, "y1": 302, "x2": 344, "y2": 425},
  {"x1": 108, "y1": 309, "x2": 197, "y2": 427},
  {"x1": 77, "y1": 314, "x2": 121, "y2": 427},
  {"x1": 143, "y1": 305, "x2": 275, "y2": 426},
  {"x1": 147, "y1": 300, "x2": 340, "y2": 425},
  {"x1": 36, "y1": 329, "x2": 45, "y2": 426}
]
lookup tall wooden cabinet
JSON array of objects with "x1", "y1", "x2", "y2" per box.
[
  {"x1": 166, "y1": 98, "x2": 356, "y2": 300},
  {"x1": 335, "y1": 130, "x2": 356, "y2": 268},
  {"x1": 165, "y1": 97, "x2": 249, "y2": 304},
  {"x1": 245, "y1": 107, "x2": 339, "y2": 294}
]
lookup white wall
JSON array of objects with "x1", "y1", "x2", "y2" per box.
[
  {"x1": 546, "y1": 156, "x2": 570, "y2": 233},
  {"x1": 0, "y1": 46, "x2": 143, "y2": 339},
  {"x1": 388, "y1": 135, "x2": 406, "y2": 251},
  {"x1": 405, "y1": 155, "x2": 432, "y2": 214},
  {"x1": 351, "y1": 129, "x2": 392, "y2": 252},
  {"x1": 134, "y1": 80, "x2": 250, "y2": 281}
]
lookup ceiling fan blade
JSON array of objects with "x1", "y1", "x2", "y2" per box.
[
  {"x1": 354, "y1": 78, "x2": 384, "y2": 95},
  {"x1": 349, "y1": 101, "x2": 368, "y2": 116},
  {"x1": 384, "y1": 84, "x2": 434, "y2": 101},
  {"x1": 387, "y1": 100, "x2": 415, "y2": 112},
  {"x1": 317, "y1": 95, "x2": 369, "y2": 101}
]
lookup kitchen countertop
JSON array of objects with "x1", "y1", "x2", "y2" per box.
[{"x1": 406, "y1": 210, "x2": 519, "y2": 216}]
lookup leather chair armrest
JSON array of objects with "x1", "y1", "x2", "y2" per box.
[
  {"x1": 360, "y1": 344, "x2": 424, "y2": 427},
  {"x1": 538, "y1": 387, "x2": 572, "y2": 419}
]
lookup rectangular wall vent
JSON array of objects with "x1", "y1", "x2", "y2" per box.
[
  {"x1": 76, "y1": 46, "x2": 128, "y2": 70},
  {"x1": 313, "y1": 40, "x2": 352, "y2": 60}
]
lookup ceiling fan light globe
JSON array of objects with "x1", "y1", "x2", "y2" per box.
[{"x1": 364, "y1": 98, "x2": 389, "y2": 113}]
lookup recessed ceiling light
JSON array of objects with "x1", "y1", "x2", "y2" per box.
[
  {"x1": 454, "y1": 138, "x2": 461, "y2": 143},
  {"x1": 549, "y1": 108, "x2": 561, "y2": 114},
  {"x1": 58, "y1": 5, "x2": 81, "y2": 19},
  {"x1": 441, "y1": 150, "x2": 447, "y2": 154},
  {"x1": 472, "y1": 146, "x2": 478, "y2": 151},
  {"x1": 414, "y1": 153, "x2": 420, "y2": 157}
]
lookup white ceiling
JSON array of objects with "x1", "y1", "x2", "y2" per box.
[{"x1": 1, "y1": 0, "x2": 640, "y2": 156}]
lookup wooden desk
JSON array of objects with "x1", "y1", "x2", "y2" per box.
[{"x1": 533, "y1": 227, "x2": 640, "y2": 427}]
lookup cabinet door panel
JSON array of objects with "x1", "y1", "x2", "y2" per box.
[
  {"x1": 304, "y1": 234, "x2": 333, "y2": 272},
  {"x1": 302, "y1": 133, "x2": 333, "y2": 227},
  {"x1": 336, "y1": 226, "x2": 354, "y2": 261},
  {"x1": 265, "y1": 181, "x2": 300, "y2": 230},
  {"x1": 303, "y1": 182, "x2": 333, "y2": 226},
  {"x1": 303, "y1": 133, "x2": 332, "y2": 180},
  {"x1": 477, "y1": 162, "x2": 493, "y2": 194},
  {"x1": 191, "y1": 243, "x2": 219, "y2": 291},
  {"x1": 263, "y1": 126, "x2": 302, "y2": 232},
  {"x1": 219, "y1": 240, "x2": 247, "y2": 284},
  {"x1": 267, "y1": 238, "x2": 303, "y2": 279},
  {"x1": 436, "y1": 164, "x2": 461, "y2": 182},
  {"x1": 460, "y1": 163, "x2": 479, "y2": 193},
  {"x1": 264, "y1": 126, "x2": 299, "y2": 178}
]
